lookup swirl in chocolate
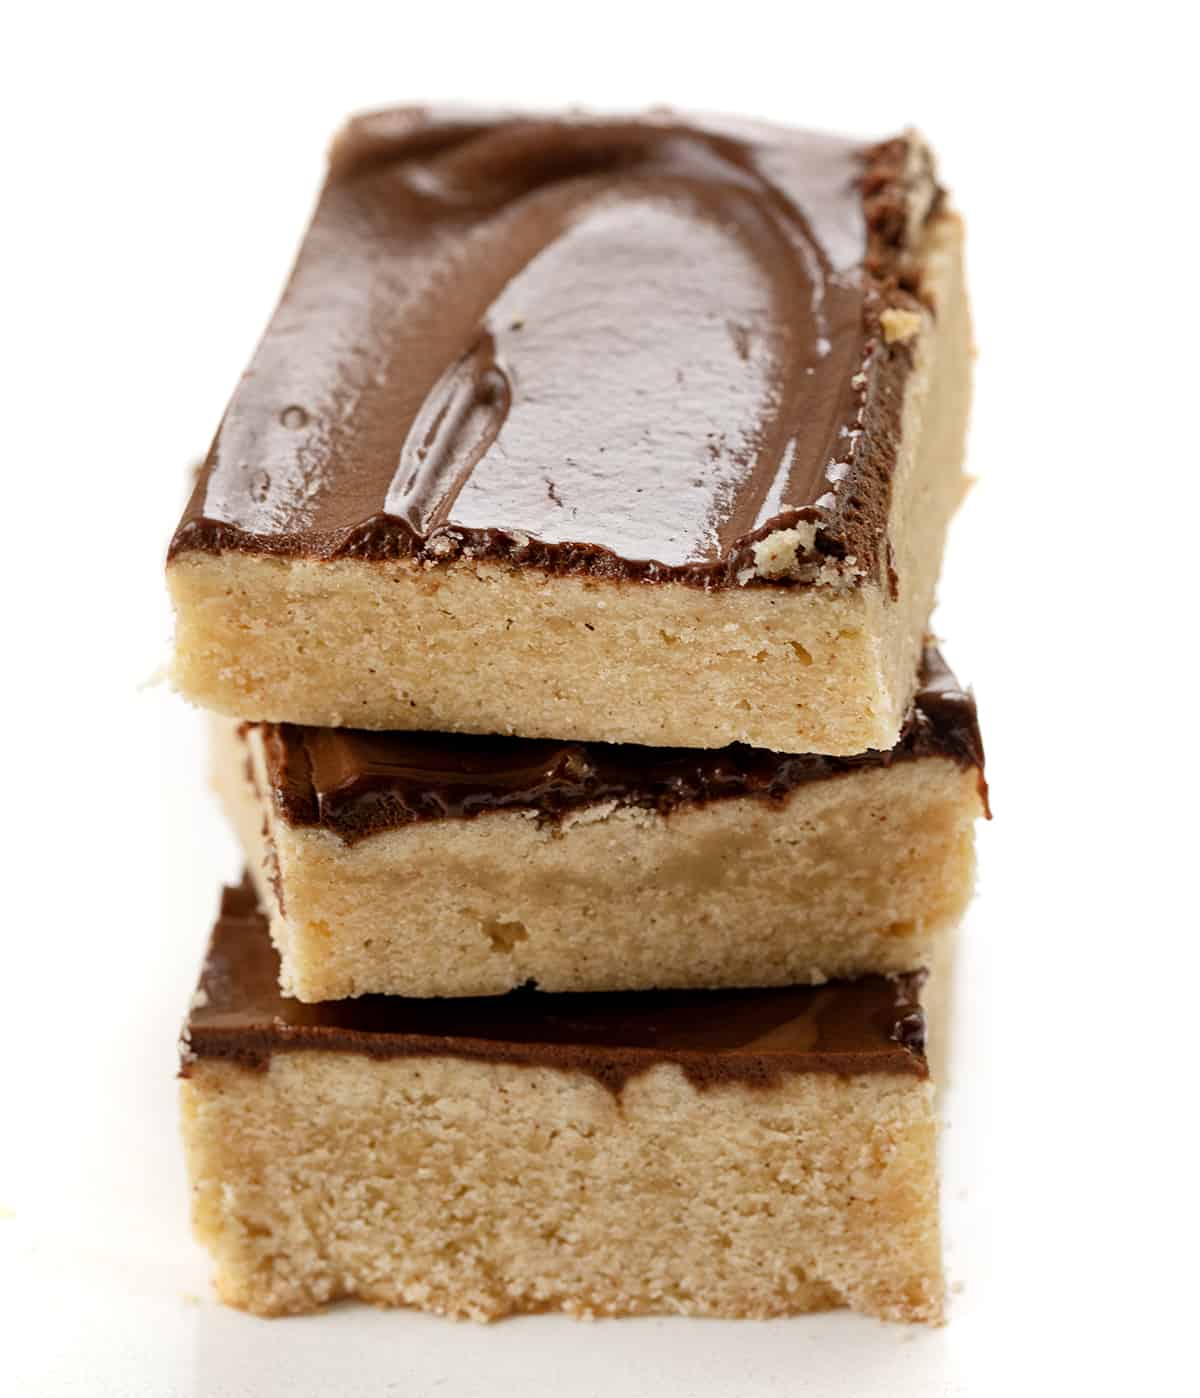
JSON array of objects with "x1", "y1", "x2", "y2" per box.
[{"x1": 170, "y1": 108, "x2": 941, "y2": 587}]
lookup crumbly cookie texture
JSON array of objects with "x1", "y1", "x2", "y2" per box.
[
  {"x1": 212, "y1": 717, "x2": 981, "y2": 1001},
  {"x1": 182, "y1": 1053, "x2": 943, "y2": 1323},
  {"x1": 881, "y1": 307, "x2": 923, "y2": 344}
]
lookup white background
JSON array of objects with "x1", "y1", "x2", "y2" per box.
[{"x1": 2, "y1": 3, "x2": 1197, "y2": 1394}]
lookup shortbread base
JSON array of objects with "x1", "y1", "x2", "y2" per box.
[{"x1": 182, "y1": 1053, "x2": 942, "y2": 1323}]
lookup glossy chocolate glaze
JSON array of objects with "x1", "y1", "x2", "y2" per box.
[
  {"x1": 182, "y1": 881, "x2": 928, "y2": 1090},
  {"x1": 169, "y1": 108, "x2": 941, "y2": 588},
  {"x1": 255, "y1": 644, "x2": 985, "y2": 843}
]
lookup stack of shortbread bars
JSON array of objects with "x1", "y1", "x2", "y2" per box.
[{"x1": 170, "y1": 107, "x2": 987, "y2": 1325}]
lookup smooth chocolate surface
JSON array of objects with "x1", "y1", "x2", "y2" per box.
[
  {"x1": 182, "y1": 881, "x2": 929, "y2": 1090},
  {"x1": 170, "y1": 107, "x2": 941, "y2": 588},
  {"x1": 256, "y1": 644, "x2": 985, "y2": 843}
]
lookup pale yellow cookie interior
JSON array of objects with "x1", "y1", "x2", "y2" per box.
[{"x1": 182, "y1": 1052, "x2": 942, "y2": 1323}]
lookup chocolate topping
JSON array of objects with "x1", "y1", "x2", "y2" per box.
[
  {"x1": 169, "y1": 108, "x2": 943, "y2": 589},
  {"x1": 256, "y1": 643, "x2": 986, "y2": 843},
  {"x1": 182, "y1": 880, "x2": 929, "y2": 1091}
]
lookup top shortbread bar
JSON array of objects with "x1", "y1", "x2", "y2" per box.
[{"x1": 168, "y1": 107, "x2": 971, "y2": 754}]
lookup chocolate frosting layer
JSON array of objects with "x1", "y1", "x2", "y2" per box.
[
  {"x1": 170, "y1": 107, "x2": 941, "y2": 588},
  {"x1": 257, "y1": 643, "x2": 985, "y2": 842},
  {"x1": 182, "y1": 881, "x2": 928, "y2": 1090}
]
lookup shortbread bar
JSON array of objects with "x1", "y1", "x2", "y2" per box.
[
  {"x1": 181, "y1": 881, "x2": 945, "y2": 1322},
  {"x1": 213, "y1": 645, "x2": 985, "y2": 1000},
  {"x1": 168, "y1": 107, "x2": 971, "y2": 754}
]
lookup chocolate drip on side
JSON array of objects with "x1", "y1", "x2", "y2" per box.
[{"x1": 182, "y1": 881, "x2": 929, "y2": 1091}]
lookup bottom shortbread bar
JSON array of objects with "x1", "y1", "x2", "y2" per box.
[{"x1": 181, "y1": 883, "x2": 945, "y2": 1324}]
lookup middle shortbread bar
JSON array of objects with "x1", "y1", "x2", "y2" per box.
[{"x1": 214, "y1": 646, "x2": 986, "y2": 1001}]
